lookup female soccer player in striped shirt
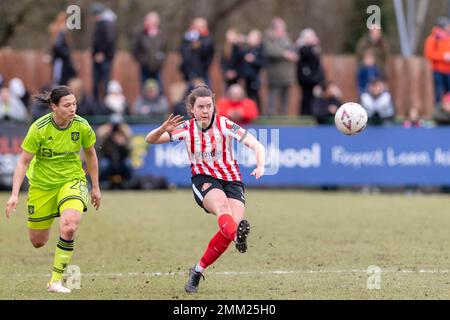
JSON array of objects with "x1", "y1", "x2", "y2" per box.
[{"x1": 146, "y1": 84, "x2": 265, "y2": 293}]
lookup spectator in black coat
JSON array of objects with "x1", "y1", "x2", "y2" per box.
[
  {"x1": 311, "y1": 81, "x2": 342, "y2": 124},
  {"x1": 179, "y1": 17, "x2": 215, "y2": 85},
  {"x1": 49, "y1": 11, "x2": 76, "y2": 86},
  {"x1": 240, "y1": 29, "x2": 266, "y2": 110},
  {"x1": 296, "y1": 28, "x2": 325, "y2": 116},
  {"x1": 131, "y1": 11, "x2": 167, "y2": 88},
  {"x1": 221, "y1": 28, "x2": 244, "y2": 88},
  {"x1": 97, "y1": 114, "x2": 133, "y2": 189},
  {"x1": 91, "y1": 2, "x2": 118, "y2": 104}
]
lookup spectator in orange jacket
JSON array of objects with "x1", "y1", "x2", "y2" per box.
[
  {"x1": 217, "y1": 84, "x2": 259, "y2": 125},
  {"x1": 424, "y1": 17, "x2": 450, "y2": 104}
]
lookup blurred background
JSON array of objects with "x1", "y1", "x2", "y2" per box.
[{"x1": 1, "y1": 0, "x2": 450, "y2": 192}]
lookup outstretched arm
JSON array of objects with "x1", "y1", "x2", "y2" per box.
[
  {"x1": 145, "y1": 113, "x2": 185, "y2": 144},
  {"x1": 242, "y1": 133, "x2": 265, "y2": 179},
  {"x1": 84, "y1": 146, "x2": 101, "y2": 210},
  {"x1": 5, "y1": 151, "x2": 34, "y2": 219}
]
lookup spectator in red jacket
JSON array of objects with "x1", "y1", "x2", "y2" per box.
[
  {"x1": 217, "y1": 84, "x2": 259, "y2": 125},
  {"x1": 424, "y1": 17, "x2": 450, "y2": 104}
]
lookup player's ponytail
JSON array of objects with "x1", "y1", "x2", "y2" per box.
[
  {"x1": 185, "y1": 83, "x2": 216, "y2": 117},
  {"x1": 34, "y1": 85, "x2": 73, "y2": 106}
]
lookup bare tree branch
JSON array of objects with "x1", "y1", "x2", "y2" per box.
[
  {"x1": 0, "y1": 0, "x2": 35, "y2": 47},
  {"x1": 208, "y1": 0, "x2": 253, "y2": 33}
]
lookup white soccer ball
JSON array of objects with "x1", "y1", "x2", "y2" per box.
[{"x1": 334, "y1": 102, "x2": 368, "y2": 135}]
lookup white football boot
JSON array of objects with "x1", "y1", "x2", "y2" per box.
[{"x1": 47, "y1": 281, "x2": 71, "y2": 293}]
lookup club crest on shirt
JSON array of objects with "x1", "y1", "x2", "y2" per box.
[
  {"x1": 71, "y1": 132, "x2": 80, "y2": 141},
  {"x1": 42, "y1": 148, "x2": 52, "y2": 157},
  {"x1": 28, "y1": 205, "x2": 34, "y2": 215},
  {"x1": 201, "y1": 183, "x2": 212, "y2": 191}
]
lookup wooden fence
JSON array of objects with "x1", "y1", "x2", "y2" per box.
[{"x1": 0, "y1": 49, "x2": 434, "y2": 118}]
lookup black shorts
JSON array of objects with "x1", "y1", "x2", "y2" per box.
[{"x1": 191, "y1": 174, "x2": 246, "y2": 213}]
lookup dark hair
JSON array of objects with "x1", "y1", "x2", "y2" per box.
[
  {"x1": 369, "y1": 76, "x2": 385, "y2": 85},
  {"x1": 34, "y1": 85, "x2": 73, "y2": 106},
  {"x1": 185, "y1": 84, "x2": 215, "y2": 117}
]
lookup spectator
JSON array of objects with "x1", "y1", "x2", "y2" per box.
[
  {"x1": 91, "y1": 2, "x2": 118, "y2": 104},
  {"x1": 0, "y1": 74, "x2": 4, "y2": 88},
  {"x1": 356, "y1": 25, "x2": 389, "y2": 77},
  {"x1": 296, "y1": 28, "x2": 325, "y2": 116},
  {"x1": 9, "y1": 77, "x2": 31, "y2": 110},
  {"x1": 68, "y1": 78, "x2": 98, "y2": 116},
  {"x1": 134, "y1": 79, "x2": 169, "y2": 116},
  {"x1": 0, "y1": 87, "x2": 29, "y2": 122},
  {"x1": 403, "y1": 107, "x2": 424, "y2": 128},
  {"x1": 424, "y1": 17, "x2": 450, "y2": 104},
  {"x1": 433, "y1": 92, "x2": 450, "y2": 124},
  {"x1": 221, "y1": 28, "x2": 244, "y2": 88},
  {"x1": 240, "y1": 29, "x2": 266, "y2": 109},
  {"x1": 49, "y1": 11, "x2": 76, "y2": 85},
  {"x1": 97, "y1": 114, "x2": 133, "y2": 189},
  {"x1": 217, "y1": 83, "x2": 259, "y2": 125},
  {"x1": 131, "y1": 11, "x2": 166, "y2": 87},
  {"x1": 357, "y1": 50, "x2": 382, "y2": 95},
  {"x1": 30, "y1": 84, "x2": 52, "y2": 120},
  {"x1": 311, "y1": 81, "x2": 342, "y2": 125},
  {"x1": 264, "y1": 17, "x2": 297, "y2": 116},
  {"x1": 180, "y1": 17, "x2": 215, "y2": 85},
  {"x1": 104, "y1": 80, "x2": 129, "y2": 115},
  {"x1": 360, "y1": 77, "x2": 395, "y2": 126}
]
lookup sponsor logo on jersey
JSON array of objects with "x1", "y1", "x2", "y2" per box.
[{"x1": 231, "y1": 123, "x2": 241, "y2": 134}]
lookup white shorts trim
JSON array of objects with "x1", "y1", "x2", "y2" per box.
[{"x1": 192, "y1": 183, "x2": 204, "y2": 201}]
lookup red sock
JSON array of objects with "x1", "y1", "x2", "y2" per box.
[
  {"x1": 218, "y1": 214, "x2": 237, "y2": 240},
  {"x1": 199, "y1": 230, "x2": 232, "y2": 269}
]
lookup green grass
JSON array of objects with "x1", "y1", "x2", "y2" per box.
[{"x1": 1, "y1": 190, "x2": 450, "y2": 299}]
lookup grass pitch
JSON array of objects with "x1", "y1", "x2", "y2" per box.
[{"x1": 1, "y1": 190, "x2": 450, "y2": 300}]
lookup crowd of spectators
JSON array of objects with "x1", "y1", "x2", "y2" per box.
[
  {"x1": 4, "y1": 5, "x2": 450, "y2": 129},
  {"x1": 3, "y1": 5, "x2": 450, "y2": 191}
]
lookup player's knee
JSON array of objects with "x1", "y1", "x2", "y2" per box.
[
  {"x1": 30, "y1": 239, "x2": 47, "y2": 248},
  {"x1": 216, "y1": 201, "x2": 232, "y2": 215},
  {"x1": 61, "y1": 225, "x2": 77, "y2": 238},
  {"x1": 60, "y1": 219, "x2": 79, "y2": 238}
]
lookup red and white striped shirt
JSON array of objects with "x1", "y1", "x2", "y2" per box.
[{"x1": 170, "y1": 114, "x2": 247, "y2": 181}]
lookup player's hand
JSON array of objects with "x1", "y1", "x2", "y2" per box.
[
  {"x1": 250, "y1": 166, "x2": 265, "y2": 179},
  {"x1": 91, "y1": 187, "x2": 101, "y2": 211},
  {"x1": 161, "y1": 113, "x2": 185, "y2": 133},
  {"x1": 5, "y1": 194, "x2": 18, "y2": 219}
]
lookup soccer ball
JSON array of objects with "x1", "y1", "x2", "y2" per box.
[{"x1": 334, "y1": 102, "x2": 368, "y2": 135}]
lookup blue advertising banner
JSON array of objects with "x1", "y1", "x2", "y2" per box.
[
  {"x1": 129, "y1": 125, "x2": 450, "y2": 187},
  {"x1": 2, "y1": 123, "x2": 450, "y2": 187}
]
